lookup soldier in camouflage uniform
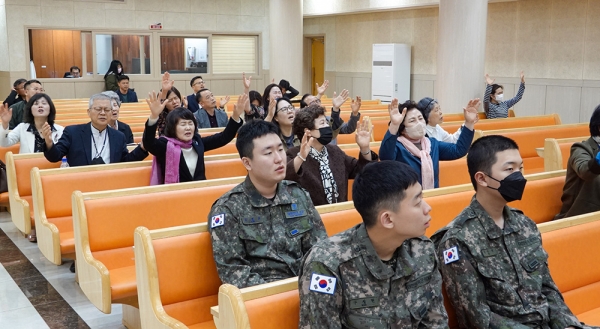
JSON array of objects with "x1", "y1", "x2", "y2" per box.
[
  {"x1": 432, "y1": 135, "x2": 597, "y2": 329},
  {"x1": 209, "y1": 120, "x2": 327, "y2": 289},
  {"x1": 298, "y1": 161, "x2": 449, "y2": 328}
]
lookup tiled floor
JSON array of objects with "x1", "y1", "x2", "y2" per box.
[{"x1": 0, "y1": 211, "x2": 126, "y2": 328}]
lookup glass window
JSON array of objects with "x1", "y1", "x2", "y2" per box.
[
  {"x1": 159, "y1": 37, "x2": 208, "y2": 74},
  {"x1": 29, "y1": 29, "x2": 85, "y2": 78},
  {"x1": 212, "y1": 35, "x2": 257, "y2": 74},
  {"x1": 95, "y1": 34, "x2": 151, "y2": 75}
]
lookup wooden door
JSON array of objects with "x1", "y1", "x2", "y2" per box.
[
  {"x1": 160, "y1": 37, "x2": 185, "y2": 73},
  {"x1": 30, "y1": 30, "x2": 56, "y2": 78}
]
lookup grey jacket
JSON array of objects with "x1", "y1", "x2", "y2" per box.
[{"x1": 194, "y1": 108, "x2": 229, "y2": 129}]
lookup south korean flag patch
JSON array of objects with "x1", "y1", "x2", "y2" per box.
[
  {"x1": 211, "y1": 213, "x2": 225, "y2": 228},
  {"x1": 309, "y1": 273, "x2": 337, "y2": 295},
  {"x1": 443, "y1": 246, "x2": 460, "y2": 264}
]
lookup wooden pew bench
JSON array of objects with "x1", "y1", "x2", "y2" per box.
[
  {"x1": 441, "y1": 113, "x2": 561, "y2": 133},
  {"x1": 0, "y1": 145, "x2": 19, "y2": 209},
  {"x1": 542, "y1": 137, "x2": 588, "y2": 171}
]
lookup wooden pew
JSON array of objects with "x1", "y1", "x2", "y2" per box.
[
  {"x1": 0, "y1": 145, "x2": 19, "y2": 210},
  {"x1": 482, "y1": 124, "x2": 589, "y2": 174},
  {"x1": 542, "y1": 137, "x2": 588, "y2": 171},
  {"x1": 440, "y1": 113, "x2": 561, "y2": 133}
]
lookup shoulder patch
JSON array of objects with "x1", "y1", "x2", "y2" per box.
[
  {"x1": 309, "y1": 273, "x2": 336, "y2": 295},
  {"x1": 210, "y1": 213, "x2": 225, "y2": 228},
  {"x1": 443, "y1": 246, "x2": 460, "y2": 264}
]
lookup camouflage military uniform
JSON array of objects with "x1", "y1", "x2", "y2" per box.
[
  {"x1": 298, "y1": 223, "x2": 449, "y2": 329},
  {"x1": 432, "y1": 197, "x2": 596, "y2": 329},
  {"x1": 209, "y1": 176, "x2": 327, "y2": 289}
]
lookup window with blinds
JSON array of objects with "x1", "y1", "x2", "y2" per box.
[{"x1": 212, "y1": 35, "x2": 257, "y2": 74}]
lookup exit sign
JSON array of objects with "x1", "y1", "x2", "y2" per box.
[{"x1": 150, "y1": 24, "x2": 162, "y2": 30}]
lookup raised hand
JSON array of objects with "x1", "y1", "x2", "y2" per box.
[
  {"x1": 271, "y1": 78, "x2": 275, "y2": 84},
  {"x1": 161, "y1": 71, "x2": 174, "y2": 91},
  {"x1": 220, "y1": 95, "x2": 231, "y2": 109},
  {"x1": 388, "y1": 98, "x2": 405, "y2": 125},
  {"x1": 0, "y1": 103, "x2": 12, "y2": 129},
  {"x1": 242, "y1": 72, "x2": 252, "y2": 92},
  {"x1": 316, "y1": 80, "x2": 329, "y2": 96},
  {"x1": 332, "y1": 89, "x2": 350, "y2": 110},
  {"x1": 40, "y1": 122, "x2": 53, "y2": 142},
  {"x1": 485, "y1": 74, "x2": 495, "y2": 85},
  {"x1": 355, "y1": 116, "x2": 372, "y2": 150},
  {"x1": 265, "y1": 98, "x2": 277, "y2": 122},
  {"x1": 351, "y1": 96, "x2": 361, "y2": 116},
  {"x1": 232, "y1": 93, "x2": 248, "y2": 122},
  {"x1": 520, "y1": 71, "x2": 525, "y2": 83},
  {"x1": 463, "y1": 98, "x2": 481, "y2": 129},
  {"x1": 146, "y1": 91, "x2": 167, "y2": 120},
  {"x1": 299, "y1": 131, "x2": 312, "y2": 160}
]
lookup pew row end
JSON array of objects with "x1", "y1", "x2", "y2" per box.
[{"x1": 6, "y1": 152, "x2": 31, "y2": 235}]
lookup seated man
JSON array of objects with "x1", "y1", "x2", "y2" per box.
[
  {"x1": 209, "y1": 120, "x2": 327, "y2": 289},
  {"x1": 298, "y1": 161, "x2": 448, "y2": 328},
  {"x1": 115, "y1": 75, "x2": 138, "y2": 103},
  {"x1": 186, "y1": 75, "x2": 204, "y2": 113},
  {"x1": 65, "y1": 66, "x2": 81, "y2": 78},
  {"x1": 194, "y1": 88, "x2": 229, "y2": 128},
  {"x1": 3, "y1": 78, "x2": 26, "y2": 107},
  {"x1": 42, "y1": 93, "x2": 147, "y2": 166},
  {"x1": 8, "y1": 79, "x2": 43, "y2": 129},
  {"x1": 432, "y1": 135, "x2": 596, "y2": 329}
]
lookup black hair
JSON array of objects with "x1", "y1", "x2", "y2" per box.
[
  {"x1": 24, "y1": 79, "x2": 42, "y2": 90},
  {"x1": 279, "y1": 79, "x2": 290, "y2": 90},
  {"x1": 293, "y1": 104, "x2": 325, "y2": 140},
  {"x1": 249, "y1": 90, "x2": 262, "y2": 106},
  {"x1": 164, "y1": 107, "x2": 197, "y2": 139},
  {"x1": 589, "y1": 104, "x2": 600, "y2": 137},
  {"x1": 190, "y1": 76, "x2": 204, "y2": 87},
  {"x1": 166, "y1": 86, "x2": 182, "y2": 101},
  {"x1": 23, "y1": 93, "x2": 56, "y2": 126},
  {"x1": 300, "y1": 93, "x2": 312, "y2": 108},
  {"x1": 353, "y1": 161, "x2": 420, "y2": 228},
  {"x1": 195, "y1": 88, "x2": 210, "y2": 104},
  {"x1": 490, "y1": 84, "x2": 503, "y2": 101},
  {"x1": 13, "y1": 78, "x2": 27, "y2": 88},
  {"x1": 262, "y1": 84, "x2": 281, "y2": 112},
  {"x1": 467, "y1": 135, "x2": 519, "y2": 190},
  {"x1": 236, "y1": 119, "x2": 280, "y2": 159},
  {"x1": 117, "y1": 75, "x2": 130, "y2": 82},
  {"x1": 417, "y1": 97, "x2": 437, "y2": 124},
  {"x1": 70, "y1": 66, "x2": 80, "y2": 72},
  {"x1": 397, "y1": 100, "x2": 420, "y2": 136},
  {"x1": 104, "y1": 60, "x2": 123, "y2": 79}
]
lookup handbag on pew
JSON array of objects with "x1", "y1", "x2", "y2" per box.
[{"x1": 0, "y1": 159, "x2": 7, "y2": 193}]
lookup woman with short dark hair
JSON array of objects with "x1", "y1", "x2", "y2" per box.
[
  {"x1": 484, "y1": 72, "x2": 526, "y2": 118},
  {"x1": 285, "y1": 105, "x2": 377, "y2": 206},
  {"x1": 104, "y1": 60, "x2": 123, "y2": 92},
  {"x1": 143, "y1": 91, "x2": 246, "y2": 184}
]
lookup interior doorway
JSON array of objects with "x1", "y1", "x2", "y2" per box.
[{"x1": 310, "y1": 37, "x2": 324, "y2": 95}]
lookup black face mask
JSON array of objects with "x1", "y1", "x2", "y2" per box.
[
  {"x1": 316, "y1": 127, "x2": 333, "y2": 145},
  {"x1": 485, "y1": 171, "x2": 527, "y2": 202}
]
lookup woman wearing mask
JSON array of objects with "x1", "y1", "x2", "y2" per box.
[
  {"x1": 379, "y1": 99, "x2": 478, "y2": 189},
  {"x1": 104, "y1": 60, "x2": 123, "y2": 92},
  {"x1": 285, "y1": 105, "x2": 377, "y2": 206},
  {"x1": 484, "y1": 71, "x2": 526, "y2": 119}
]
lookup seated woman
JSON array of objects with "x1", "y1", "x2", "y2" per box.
[
  {"x1": 155, "y1": 86, "x2": 185, "y2": 137},
  {"x1": 267, "y1": 97, "x2": 298, "y2": 151},
  {"x1": 484, "y1": 71, "x2": 525, "y2": 118},
  {"x1": 143, "y1": 91, "x2": 245, "y2": 184},
  {"x1": 101, "y1": 91, "x2": 134, "y2": 144},
  {"x1": 417, "y1": 97, "x2": 476, "y2": 144},
  {"x1": 0, "y1": 93, "x2": 64, "y2": 153},
  {"x1": 379, "y1": 98, "x2": 478, "y2": 189},
  {"x1": 555, "y1": 105, "x2": 600, "y2": 219},
  {"x1": 285, "y1": 105, "x2": 377, "y2": 206}
]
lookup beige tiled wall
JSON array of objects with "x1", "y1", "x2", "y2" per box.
[{"x1": 304, "y1": 0, "x2": 600, "y2": 123}]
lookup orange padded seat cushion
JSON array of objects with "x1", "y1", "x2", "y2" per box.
[
  {"x1": 577, "y1": 307, "x2": 600, "y2": 326},
  {"x1": 426, "y1": 190, "x2": 474, "y2": 237},
  {"x1": 246, "y1": 290, "x2": 300, "y2": 329},
  {"x1": 187, "y1": 322, "x2": 216, "y2": 329},
  {"x1": 0, "y1": 192, "x2": 8, "y2": 204},
  {"x1": 442, "y1": 116, "x2": 558, "y2": 133},
  {"x1": 503, "y1": 125, "x2": 589, "y2": 158},
  {"x1": 204, "y1": 142, "x2": 237, "y2": 156},
  {"x1": 93, "y1": 248, "x2": 136, "y2": 300},
  {"x1": 510, "y1": 175, "x2": 564, "y2": 224},
  {"x1": 59, "y1": 231, "x2": 74, "y2": 254},
  {"x1": 522, "y1": 157, "x2": 545, "y2": 174},
  {"x1": 439, "y1": 158, "x2": 470, "y2": 188},
  {"x1": 16, "y1": 158, "x2": 59, "y2": 196},
  {"x1": 560, "y1": 142, "x2": 575, "y2": 169},
  {"x1": 321, "y1": 209, "x2": 363, "y2": 236},
  {"x1": 204, "y1": 158, "x2": 247, "y2": 180},
  {"x1": 163, "y1": 297, "x2": 218, "y2": 328}
]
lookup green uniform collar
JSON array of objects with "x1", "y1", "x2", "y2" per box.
[
  {"x1": 242, "y1": 176, "x2": 294, "y2": 208},
  {"x1": 469, "y1": 197, "x2": 522, "y2": 239}
]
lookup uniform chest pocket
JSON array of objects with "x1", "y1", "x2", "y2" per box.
[
  {"x1": 238, "y1": 216, "x2": 267, "y2": 243},
  {"x1": 346, "y1": 313, "x2": 387, "y2": 329},
  {"x1": 284, "y1": 216, "x2": 312, "y2": 238},
  {"x1": 476, "y1": 260, "x2": 505, "y2": 281},
  {"x1": 406, "y1": 274, "x2": 433, "y2": 321},
  {"x1": 520, "y1": 248, "x2": 547, "y2": 273}
]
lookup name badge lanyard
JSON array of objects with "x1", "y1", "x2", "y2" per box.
[{"x1": 93, "y1": 130, "x2": 108, "y2": 160}]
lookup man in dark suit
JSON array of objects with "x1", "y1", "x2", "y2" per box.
[
  {"x1": 186, "y1": 76, "x2": 205, "y2": 113},
  {"x1": 41, "y1": 93, "x2": 147, "y2": 166}
]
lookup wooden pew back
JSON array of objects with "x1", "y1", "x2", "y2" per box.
[{"x1": 441, "y1": 114, "x2": 560, "y2": 133}]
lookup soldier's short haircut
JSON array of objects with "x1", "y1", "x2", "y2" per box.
[
  {"x1": 236, "y1": 119, "x2": 280, "y2": 159},
  {"x1": 352, "y1": 161, "x2": 420, "y2": 228},
  {"x1": 467, "y1": 135, "x2": 520, "y2": 190}
]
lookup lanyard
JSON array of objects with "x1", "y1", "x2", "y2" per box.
[{"x1": 93, "y1": 129, "x2": 108, "y2": 159}]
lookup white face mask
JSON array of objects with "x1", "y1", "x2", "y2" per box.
[
  {"x1": 495, "y1": 94, "x2": 504, "y2": 102},
  {"x1": 404, "y1": 122, "x2": 426, "y2": 140},
  {"x1": 117, "y1": 68, "x2": 122, "y2": 74}
]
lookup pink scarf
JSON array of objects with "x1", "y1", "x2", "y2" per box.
[
  {"x1": 150, "y1": 137, "x2": 193, "y2": 185},
  {"x1": 397, "y1": 136, "x2": 435, "y2": 190}
]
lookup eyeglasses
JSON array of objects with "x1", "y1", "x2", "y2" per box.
[
  {"x1": 91, "y1": 107, "x2": 112, "y2": 113},
  {"x1": 193, "y1": 81, "x2": 204, "y2": 86},
  {"x1": 277, "y1": 105, "x2": 295, "y2": 113}
]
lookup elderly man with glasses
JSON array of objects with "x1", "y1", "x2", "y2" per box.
[{"x1": 43, "y1": 93, "x2": 147, "y2": 166}]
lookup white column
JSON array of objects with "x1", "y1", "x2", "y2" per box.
[
  {"x1": 269, "y1": 0, "x2": 303, "y2": 89},
  {"x1": 436, "y1": 1, "x2": 487, "y2": 113}
]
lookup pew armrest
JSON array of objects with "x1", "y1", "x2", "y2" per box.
[
  {"x1": 6, "y1": 152, "x2": 31, "y2": 234},
  {"x1": 31, "y1": 167, "x2": 64, "y2": 265}
]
